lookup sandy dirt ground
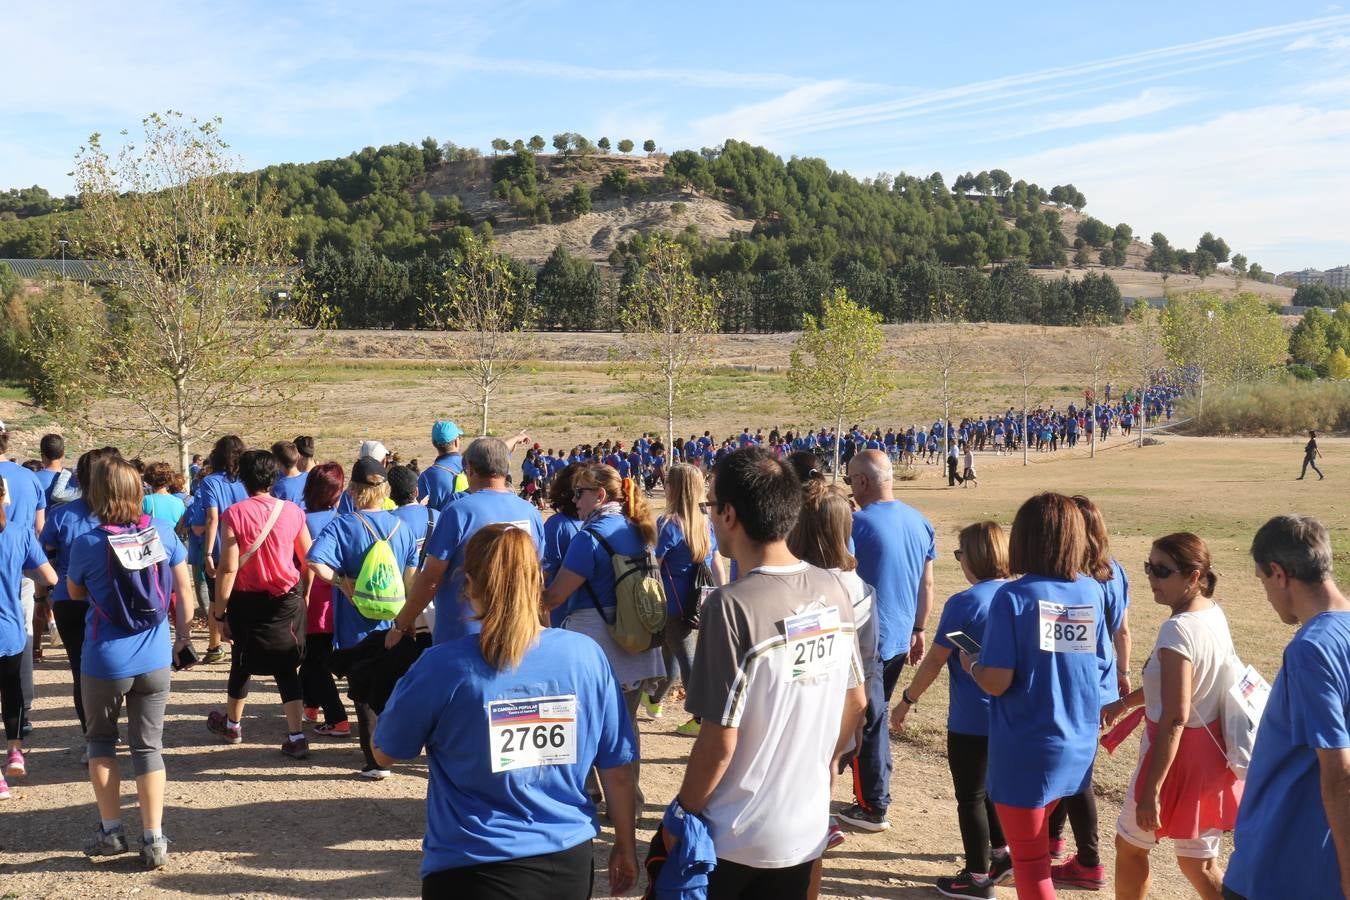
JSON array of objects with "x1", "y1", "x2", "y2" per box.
[{"x1": 3, "y1": 434, "x2": 1344, "y2": 898}]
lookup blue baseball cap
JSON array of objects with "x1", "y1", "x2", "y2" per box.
[{"x1": 432, "y1": 420, "x2": 462, "y2": 445}]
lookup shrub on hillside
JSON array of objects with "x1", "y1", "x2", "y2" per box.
[{"x1": 1182, "y1": 380, "x2": 1350, "y2": 435}]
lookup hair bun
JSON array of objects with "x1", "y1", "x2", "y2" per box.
[{"x1": 1203, "y1": 569, "x2": 1219, "y2": 598}]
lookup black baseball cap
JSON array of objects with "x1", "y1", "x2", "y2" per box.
[{"x1": 351, "y1": 457, "x2": 388, "y2": 486}]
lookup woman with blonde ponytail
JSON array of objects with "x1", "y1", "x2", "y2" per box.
[
  {"x1": 642, "y1": 463, "x2": 723, "y2": 735},
  {"x1": 375, "y1": 523, "x2": 639, "y2": 897},
  {"x1": 543, "y1": 462, "x2": 665, "y2": 812}
]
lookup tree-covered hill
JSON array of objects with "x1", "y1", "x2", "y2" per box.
[{"x1": 0, "y1": 134, "x2": 1273, "y2": 331}]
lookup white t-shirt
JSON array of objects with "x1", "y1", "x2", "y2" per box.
[
  {"x1": 1142, "y1": 604, "x2": 1234, "y2": 725},
  {"x1": 685, "y1": 562, "x2": 863, "y2": 868}
]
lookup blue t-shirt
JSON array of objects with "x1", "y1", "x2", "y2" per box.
[
  {"x1": 543, "y1": 513, "x2": 584, "y2": 628},
  {"x1": 418, "y1": 454, "x2": 465, "y2": 513},
  {"x1": 0, "y1": 525, "x2": 47, "y2": 655},
  {"x1": 852, "y1": 499, "x2": 937, "y2": 661},
  {"x1": 183, "y1": 493, "x2": 207, "y2": 567},
  {"x1": 375, "y1": 628, "x2": 637, "y2": 877},
  {"x1": 0, "y1": 461, "x2": 45, "y2": 530},
  {"x1": 39, "y1": 498, "x2": 101, "y2": 602},
  {"x1": 655, "y1": 516, "x2": 717, "y2": 618},
  {"x1": 422, "y1": 490, "x2": 544, "y2": 644},
  {"x1": 933, "y1": 580, "x2": 1005, "y2": 737},
  {"x1": 271, "y1": 472, "x2": 309, "y2": 509},
  {"x1": 199, "y1": 473, "x2": 247, "y2": 560},
  {"x1": 1101, "y1": 558, "x2": 1129, "y2": 638},
  {"x1": 70, "y1": 520, "x2": 187, "y2": 679},
  {"x1": 391, "y1": 503, "x2": 439, "y2": 565},
  {"x1": 142, "y1": 492, "x2": 186, "y2": 527},
  {"x1": 979, "y1": 574, "x2": 1114, "y2": 809},
  {"x1": 305, "y1": 509, "x2": 419, "y2": 650},
  {"x1": 1225, "y1": 611, "x2": 1350, "y2": 900},
  {"x1": 560, "y1": 514, "x2": 644, "y2": 615}
]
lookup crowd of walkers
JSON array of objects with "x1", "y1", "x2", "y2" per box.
[{"x1": 0, "y1": 416, "x2": 1345, "y2": 900}]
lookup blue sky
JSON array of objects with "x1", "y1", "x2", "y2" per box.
[{"x1": 3, "y1": 1, "x2": 1350, "y2": 272}]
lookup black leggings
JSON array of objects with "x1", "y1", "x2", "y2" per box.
[
  {"x1": 1048, "y1": 772, "x2": 1100, "y2": 867},
  {"x1": 422, "y1": 839, "x2": 593, "y2": 899},
  {"x1": 299, "y1": 632, "x2": 346, "y2": 725},
  {"x1": 227, "y1": 645, "x2": 303, "y2": 704},
  {"x1": 356, "y1": 701, "x2": 379, "y2": 769},
  {"x1": 53, "y1": 599, "x2": 89, "y2": 730},
  {"x1": 947, "y1": 730, "x2": 1006, "y2": 874},
  {"x1": 1, "y1": 652, "x2": 22, "y2": 741}
]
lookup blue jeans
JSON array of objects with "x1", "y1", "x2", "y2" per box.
[
  {"x1": 650, "y1": 619, "x2": 696, "y2": 705},
  {"x1": 850, "y1": 653, "x2": 906, "y2": 812}
]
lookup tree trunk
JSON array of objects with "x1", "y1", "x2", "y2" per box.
[
  {"x1": 174, "y1": 376, "x2": 190, "y2": 476},
  {"x1": 833, "y1": 415, "x2": 843, "y2": 483},
  {"x1": 666, "y1": 373, "x2": 676, "y2": 461},
  {"x1": 1022, "y1": 399, "x2": 1029, "y2": 467},
  {"x1": 480, "y1": 383, "x2": 490, "y2": 438}
]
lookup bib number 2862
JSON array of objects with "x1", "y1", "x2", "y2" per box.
[
  {"x1": 487, "y1": 695, "x2": 577, "y2": 774},
  {"x1": 1038, "y1": 601, "x2": 1095, "y2": 654}
]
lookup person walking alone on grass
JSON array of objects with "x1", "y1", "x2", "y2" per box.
[
  {"x1": 839, "y1": 449, "x2": 935, "y2": 833},
  {"x1": 1223, "y1": 515, "x2": 1350, "y2": 900},
  {"x1": 1298, "y1": 430, "x2": 1325, "y2": 480}
]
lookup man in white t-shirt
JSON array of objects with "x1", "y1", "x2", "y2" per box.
[{"x1": 676, "y1": 447, "x2": 866, "y2": 898}]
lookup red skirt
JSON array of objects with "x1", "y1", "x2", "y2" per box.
[{"x1": 1132, "y1": 717, "x2": 1242, "y2": 839}]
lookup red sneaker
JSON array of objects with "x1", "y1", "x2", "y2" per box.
[
  {"x1": 1048, "y1": 836, "x2": 1068, "y2": 862},
  {"x1": 1051, "y1": 855, "x2": 1106, "y2": 890},
  {"x1": 314, "y1": 720, "x2": 351, "y2": 738}
]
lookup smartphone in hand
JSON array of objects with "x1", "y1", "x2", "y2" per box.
[
  {"x1": 173, "y1": 644, "x2": 200, "y2": 671},
  {"x1": 945, "y1": 631, "x2": 982, "y2": 655}
]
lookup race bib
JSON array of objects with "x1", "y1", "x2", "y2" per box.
[
  {"x1": 783, "y1": 605, "x2": 843, "y2": 681},
  {"x1": 487, "y1": 695, "x2": 577, "y2": 773},
  {"x1": 507, "y1": 520, "x2": 533, "y2": 533},
  {"x1": 108, "y1": 527, "x2": 169, "y2": 572},
  {"x1": 1038, "y1": 601, "x2": 1095, "y2": 654}
]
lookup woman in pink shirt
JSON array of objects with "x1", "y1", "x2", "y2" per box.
[{"x1": 206, "y1": 449, "x2": 313, "y2": 760}]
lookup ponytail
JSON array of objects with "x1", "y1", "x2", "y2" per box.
[
  {"x1": 466, "y1": 524, "x2": 544, "y2": 671},
  {"x1": 619, "y1": 476, "x2": 656, "y2": 547},
  {"x1": 1202, "y1": 569, "x2": 1219, "y2": 599}
]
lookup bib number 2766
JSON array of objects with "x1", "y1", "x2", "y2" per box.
[{"x1": 487, "y1": 695, "x2": 577, "y2": 774}]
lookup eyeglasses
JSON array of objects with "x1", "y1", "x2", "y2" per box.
[
  {"x1": 1144, "y1": 561, "x2": 1181, "y2": 579},
  {"x1": 699, "y1": 500, "x2": 723, "y2": 513},
  {"x1": 572, "y1": 487, "x2": 596, "y2": 500},
  {"x1": 952, "y1": 549, "x2": 964, "y2": 561}
]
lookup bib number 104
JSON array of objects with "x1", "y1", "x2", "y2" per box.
[{"x1": 487, "y1": 695, "x2": 577, "y2": 773}]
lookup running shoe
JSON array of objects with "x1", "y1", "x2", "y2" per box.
[
  {"x1": 826, "y1": 820, "x2": 847, "y2": 850},
  {"x1": 935, "y1": 869, "x2": 994, "y2": 899},
  {"x1": 0, "y1": 774, "x2": 9, "y2": 800},
  {"x1": 206, "y1": 711, "x2": 242, "y2": 744},
  {"x1": 988, "y1": 852, "x2": 1014, "y2": 885},
  {"x1": 1048, "y1": 836, "x2": 1069, "y2": 862},
  {"x1": 639, "y1": 691, "x2": 663, "y2": 719},
  {"x1": 6, "y1": 748, "x2": 25, "y2": 777},
  {"x1": 202, "y1": 645, "x2": 226, "y2": 664},
  {"x1": 675, "y1": 718, "x2": 701, "y2": 737},
  {"x1": 360, "y1": 765, "x2": 391, "y2": 780},
  {"x1": 1050, "y1": 855, "x2": 1107, "y2": 890},
  {"x1": 302, "y1": 707, "x2": 320, "y2": 724},
  {"x1": 281, "y1": 736, "x2": 311, "y2": 759},
  {"x1": 140, "y1": 835, "x2": 170, "y2": 870},
  {"x1": 836, "y1": 802, "x2": 890, "y2": 832},
  {"x1": 79, "y1": 748, "x2": 89, "y2": 766},
  {"x1": 314, "y1": 721, "x2": 351, "y2": 738},
  {"x1": 84, "y1": 824, "x2": 129, "y2": 857}
]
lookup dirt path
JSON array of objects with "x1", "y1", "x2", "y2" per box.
[{"x1": 4, "y1": 644, "x2": 1207, "y2": 899}]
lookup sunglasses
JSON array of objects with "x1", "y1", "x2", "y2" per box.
[
  {"x1": 572, "y1": 487, "x2": 596, "y2": 500},
  {"x1": 952, "y1": 549, "x2": 964, "y2": 561},
  {"x1": 1143, "y1": 561, "x2": 1182, "y2": 579},
  {"x1": 699, "y1": 500, "x2": 724, "y2": 513}
]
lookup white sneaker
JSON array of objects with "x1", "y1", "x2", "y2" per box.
[{"x1": 360, "y1": 766, "x2": 391, "y2": 780}]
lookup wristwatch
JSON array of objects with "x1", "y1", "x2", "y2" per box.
[{"x1": 902, "y1": 688, "x2": 918, "y2": 706}]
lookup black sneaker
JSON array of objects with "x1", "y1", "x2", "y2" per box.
[
  {"x1": 836, "y1": 802, "x2": 890, "y2": 832},
  {"x1": 988, "y1": 853, "x2": 1014, "y2": 885},
  {"x1": 936, "y1": 869, "x2": 994, "y2": 899}
]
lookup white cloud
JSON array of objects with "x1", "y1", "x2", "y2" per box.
[
  {"x1": 990, "y1": 103, "x2": 1350, "y2": 271},
  {"x1": 757, "y1": 14, "x2": 1350, "y2": 138},
  {"x1": 1006, "y1": 88, "x2": 1205, "y2": 137},
  {"x1": 687, "y1": 81, "x2": 856, "y2": 148},
  {"x1": 1285, "y1": 33, "x2": 1350, "y2": 50}
]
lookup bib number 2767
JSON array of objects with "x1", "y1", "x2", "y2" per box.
[
  {"x1": 783, "y1": 605, "x2": 843, "y2": 681},
  {"x1": 487, "y1": 696, "x2": 577, "y2": 774}
]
